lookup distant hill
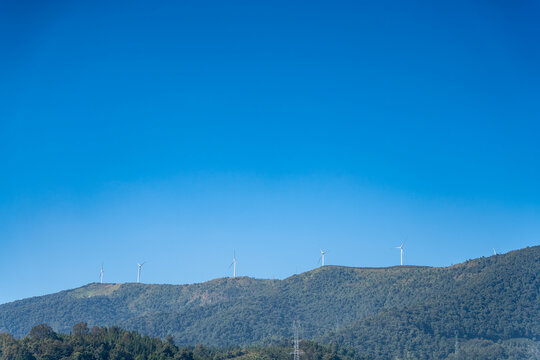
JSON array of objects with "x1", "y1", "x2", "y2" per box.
[{"x1": 1, "y1": 246, "x2": 538, "y2": 360}]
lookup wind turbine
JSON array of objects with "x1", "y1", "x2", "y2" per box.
[
  {"x1": 229, "y1": 251, "x2": 237, "y2": 278},
  {"x1": 493, "y1": 248, "x2": 497, "y2": 255},
  {"x1": 99, "y1": 263, "x2": 104, "y2": 284},
  {"x1": 137, "y1": 262, "x2": 146, "y2": 283},
  {"x1": 319, "y1": 249, "x2": 327, "y2": 267},
  {"x1": 395, "y1": 241, "x2": 405, "y2": 265}
]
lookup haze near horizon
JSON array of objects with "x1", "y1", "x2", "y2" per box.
[{"x1": 1, "y1": 1, "x2": 539, "y2": 305}]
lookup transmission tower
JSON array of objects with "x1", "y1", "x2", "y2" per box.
[
  {"x1": 454, "y1": 330, "x2": 460, "y2": 359},
  {"x1": 292, "y1": 321, "x2": 303, "y2": 360}
]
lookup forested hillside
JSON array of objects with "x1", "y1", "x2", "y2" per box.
[
  {"x1": 0, "y1": 324, "x2": 359, "y2": 360},
  {"x1": 1, "y1": 246, "x2": 538, "y2": 360},
  {"x1": 326, "y1": 246, "x2": 540, "y2": 359}
]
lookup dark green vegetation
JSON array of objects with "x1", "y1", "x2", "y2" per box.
[
  {"x1": 0, "y1": 323, "x2": 358, "y2": 360},
  {"x1": 1, "y1": 246, "x2": 538, "y2": 359}
]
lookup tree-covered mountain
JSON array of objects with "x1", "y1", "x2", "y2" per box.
[
  {"x1": 1, "y1": 246, "x2": 538, "y2": 359},
  {"x1": 325, "y1": 246, "x2": 540, "y2": 359}
]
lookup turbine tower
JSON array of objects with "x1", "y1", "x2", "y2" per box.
[
  {"x1": 230, "y1": 251, "x2": 237, "y2": 278},
  {"x1": 395, "y1": 241, "x2": 405, "y2": 265},
  {"x1": 137, "y1": 262, "x2": 146, "y2": 283},
  {"x1": 493, "y1": 248, "x2": 497, "y2": 255},
  {"x1": 319, "y1": 249, "x2": 327, "y2": 267},
  {"x1": 99, "y1": 263, "x2": 104, "y2": 284}
]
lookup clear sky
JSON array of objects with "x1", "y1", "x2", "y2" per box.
[{"x1": 1, "y1": 1, "x2": 539, "y2": 304}]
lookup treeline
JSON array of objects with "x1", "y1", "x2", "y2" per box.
[{"x1": 0, "y1": 323, "x2": 361, "y2": 360}]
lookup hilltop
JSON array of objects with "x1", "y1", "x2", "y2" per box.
[{"x1": 1, "y1": 246, "x2": 538, "y2": 359}]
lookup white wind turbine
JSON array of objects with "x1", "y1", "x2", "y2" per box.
[
  {"x1": 137, "y1": 262, "x2": 146, "y2": 283},
  {"x1": 229, "y1": 251, "x2": 237, "y2": 278},
  {"x1": 493, "y1": 248, "x2": 497, "y2": 255},
  {"x1": 319, "y1": 249, "x2": 327, "y2": 267},
  {"x1": 99, "y1": 263, "x2": 104, "y2": 284},
  {"x1": 395, "y1": 241, "x2": 405, "y2": 265}
]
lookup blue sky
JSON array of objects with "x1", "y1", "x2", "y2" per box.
[{"x1": 1, "y1": 0, "x2": 539, "y2": 304}]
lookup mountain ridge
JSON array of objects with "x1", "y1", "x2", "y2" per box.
[
  {"x1": 0, "y1": 258, "x2": 495, "y2": 308},
  {"x1": 1, "y1": 246, "x2": 538, "y2": 359}
]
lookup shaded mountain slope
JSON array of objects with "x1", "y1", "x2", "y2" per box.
[{"x1": 327, "y1": 246, "x2": 540, "y2": 359}]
